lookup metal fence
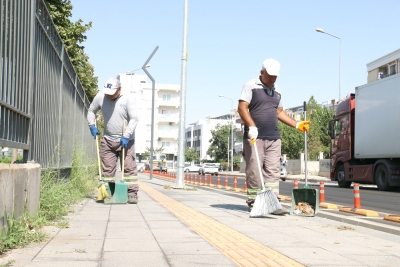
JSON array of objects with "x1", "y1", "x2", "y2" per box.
[{"x1": 0, "y1": 0, "x2": 95, "y2": 169}]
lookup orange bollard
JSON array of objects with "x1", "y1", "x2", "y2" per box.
[
  {"x1": 209, "y1": 174, "x2": 212, "y2": 185},
  {"x1": 204, "y1": 174, "x2": 208, "y2": 185},
  {"x1": 200, "y1": 174, "x2": 203, "y2": 185},
  {"x1": 195, "y1": 174, "x2": 198, "y2": 184},
  {"x1": 225, "y1": 175, "x2": 228, "y2": 187},
  {"x1": 184, "y1": 173, "x2": 187, "y2": 182},
  {"x1": 354, "y1": 183, "x2": 361, "y2": 208},
  {"x1": 244, "y1": 177, "x2": 247, "y2": 192},
  {"x1": 217, "y1": 174, "x2": 221, "y2": 186},
  {"x1": 234, "y1": 176, "x2": 237, "y2": 189},
  {"x1": 294, "y1": 179, "x2": 299, "y2": 189},
  {"x1": 319, "y1": 181, "x2": 325, "y2": 202}
]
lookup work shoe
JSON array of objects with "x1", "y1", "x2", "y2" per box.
[
  {"x1": 271, "y1": 207, "x2": 289, "y2": 215},
  {"x1": 248, "y1": 205, "x2": 253, "y2": 212},
  {"x1": 128, "y1": 195, "x2": 138, "y2": 204}
]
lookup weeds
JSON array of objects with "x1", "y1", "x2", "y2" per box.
[
  {"x1": 164, "y1": 184, "x2": 171, "y2": 190},
  {"x1": 0, "y1": 146, "x2": 97, "y2": 255},
  {"x1": 337, "y1": 225, "x2": 354, "y2": 231},
  {"x1": 0, "y1": 260, "x2": 15, "y2": 267}
]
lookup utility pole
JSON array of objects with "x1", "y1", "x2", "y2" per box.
[{"x1": 175, "y1": 0, "x2": 188, "y2": 188}]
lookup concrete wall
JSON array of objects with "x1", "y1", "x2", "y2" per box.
[
  {"x1": 318, "y1": 159, "x2": 330, "y2": 177},
  {"x1": 0, "y1": 163, "x2": 41, "y2": 235}
]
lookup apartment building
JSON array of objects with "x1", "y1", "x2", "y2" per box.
[
  {"x1": 367, "y1": 48, "x2": 399, "y2": 83},
  {"x1": 185, "y1": 114, "x2": 241, "y2": 161},
  {"x1": 118, "y1": 73, "x2": 180, "y2": 161}
]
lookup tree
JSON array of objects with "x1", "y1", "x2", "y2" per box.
[
  {"x1": 279, "y1": 122, "x2": 303, "y2": 159},
  {"x1": 207, "y1": 123, "x2": 236, "y2": 162},
  {"x1": 185, "y1": 148, "x2": 199, "y2": 163},
  {"x1": 45, "y1": 0, "x2": 98, "y2": 101}
]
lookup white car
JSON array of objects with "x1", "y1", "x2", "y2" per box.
[
  {"x1": 184, "y1": 164, "x2": 202, "y2": 172},
  {"x1": 136, "y1": 161, "x2": 145, "y2": 173},
  {"x1": 199, "y1": 163, "x2": 219, "y2": 175}
]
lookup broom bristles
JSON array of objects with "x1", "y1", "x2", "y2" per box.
[{"x1": 249, "y1": 189, "x2": 282, "y2": 218}]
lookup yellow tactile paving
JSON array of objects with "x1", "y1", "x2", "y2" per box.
[{"x1": 140, "y1": 182, "x2": 304, "y2": 267}]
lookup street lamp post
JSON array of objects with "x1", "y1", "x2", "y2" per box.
[
  {"x1": 316, "y1": 28, "x2": 341, "y2": 101},
  {"x1": 218, "y1": 95, "x2": 234, "y2": 172}
]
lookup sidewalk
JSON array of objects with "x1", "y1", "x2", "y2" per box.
[{"x1": 1, "y1": 173, "x2": 399, "y2": 266}]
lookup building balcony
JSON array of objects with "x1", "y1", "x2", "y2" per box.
[
  {"x1": 158, "y1": 114, "x2": 179, "y2": 123},
  {"x1": 157, "y1": 130, "x2": 179, "y2": 139},
  {"x1": 158, "y1": 99, "x2": 179, "y2": 107},
  {"x1": 156, "y1": 84, "x2": 180, "y2": 92}
]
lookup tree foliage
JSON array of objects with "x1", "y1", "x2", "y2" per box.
[
  {"x1": 207, "y1": 123, "x2": 236, "y2": 162},
  {"x1": 185, "y1": 148, "x2": 199, "y2": 163},
  {"x1": 45, "y1": 0, "x2": 98, "y2": 101},
  {"x1": 279, "y1": 96, "x2": 334, "y2": 160}
]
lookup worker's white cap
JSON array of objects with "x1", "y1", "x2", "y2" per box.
[
  {"x1": 262, "y1": 59, "x2": 280, "y2": 76},
  {"x1": 102, "y1": 77, "x2": 121, "y2": 95}
]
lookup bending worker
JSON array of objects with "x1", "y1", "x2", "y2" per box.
[
  {"x1": 238, "y1": 59, "x2": 309, "y2": 214},
  {"x1": 87, "y1": 77, "x2": 139, "y2": 204}
]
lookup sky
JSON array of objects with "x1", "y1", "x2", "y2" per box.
[{"x1": 71, "y1": 0, "x2": 400, "y2": 125}]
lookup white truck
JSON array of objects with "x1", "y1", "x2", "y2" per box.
[{"x1": 328, "y1": 73, "x2": 400, "y2": 190}]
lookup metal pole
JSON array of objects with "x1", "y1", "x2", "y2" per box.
[
  {"x1": 142, "y1": 46, "x2": 159, "y2": 180},
  {"x1": 339, "y1": 38, "x2": 342, "y2": 101},
  {"x1": 230, "y1": 103, "x2": 234, "y2": 172},
  {"x1": 227, "y1": 136, "x2": 230, "y2": 171},
  {"x1": 175, "y1": 0, "x2": 188, "y2": 189}
]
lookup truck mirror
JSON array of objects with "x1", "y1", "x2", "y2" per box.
[{"x1": 328, "y1": 120, "x2": 334, "y2": 139}]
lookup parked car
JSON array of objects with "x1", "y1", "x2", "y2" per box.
[
  {"x1": 136, "y1": 161, "x2": 145, "y2": 173},
  {"x1": 184, "y1": 164, "x2": 202, "y2": 172},
  {"x1": 280, "y1": 163, "x2": 288, "y2": 181},
  {"x1": 199, "y1": 163, "x2": 218, "y2": 175}
]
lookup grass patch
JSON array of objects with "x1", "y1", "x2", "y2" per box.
[
  {"x1": 164, "y1": 184, "x2": 172, "y2": 190},
  {"x1": 184, "y1": 186, "x2": 197, "y2": 191},
  {"x1": 0, "y1": 146, "x2": 97, "y2": 255},
  {"x1": 0, "y1": 260, "x2": 15, "y2": 267}
]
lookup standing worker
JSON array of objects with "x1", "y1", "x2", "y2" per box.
[
  {"x1": 87, "y1": 77, "x2": 139, "y2": 204},
  {"x1": 238, "y1": 59, "x2": 309, "y2": 214}
]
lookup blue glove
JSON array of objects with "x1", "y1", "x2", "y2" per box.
[
  {"x1": 89, "y1": 125, "x2": 100, "y2": 139},
  {"x1": 120, "y1": 136, "x2": 129, "y2": 148}
]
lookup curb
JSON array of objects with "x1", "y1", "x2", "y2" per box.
[
  {"x1": 339, "y1": 207, "x2": 379, "y2": 217},
  {"x1": 319, "y1": 203, "x2": 338, "y2": 209},
  {"x1": 384, "y1": 214, "x2": 400, "y2": 223}
]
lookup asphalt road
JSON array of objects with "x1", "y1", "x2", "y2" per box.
[{"x1": 189, "y1": 174, "x2": 400, "y2": 215}]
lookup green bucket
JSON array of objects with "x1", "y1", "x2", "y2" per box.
[{"x1": 290, "y1": 188, "x2": 319, "y2": 217}]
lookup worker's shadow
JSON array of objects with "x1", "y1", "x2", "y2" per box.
[
  {"x1": 210, "y1": 204, "x2": 279, "y2": 218},
  {"x1": 210, "y1": 204, "x2": 247, "y2": 212}
]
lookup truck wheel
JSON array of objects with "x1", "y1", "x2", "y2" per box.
[
  {"x1": 375, "y1": 164, "x2": 390, "y2": 191},
  {"x1": 336, "y1": 164, "x2": 351, "y2": 188}
]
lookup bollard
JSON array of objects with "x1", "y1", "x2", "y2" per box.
[
  {"x1": 234, "y1": 176, "x2": 237, "y2": 189},
  {"x1": 354, "y1": 183, "x2": 361, "y2": 208},
  {"x1": 184, "y1": 173, "x2": 187, "y2": 183},
  {"x1": 225, "y1": 175, "x2": 228, "y2": 187},
  {"x1": 200, "y1": 174, "x2": 203, "y2": 185},
  {"x1": 209, "y1": 174, "x2": 212, "y2": 185},
  {"x1": 190, "y1": 174, "x2": 193, "y2": 184},
  {"x1": 294, "y1": 179, "x2": 299, "y2": 189},
  {"x1": 217, "y1": 174, "x2": 221, "y2": 186},
  {"x1": 194, "y1": 174, "x2": 197, "y2": 184},
  {"x1": 204, "y1": 174, "x2": 208, "y2": 185},
  {"x1": 244, "y1": 176, "x2": 247, "y2": 192},
  {"x1": 319, "y1": 181, "x2": 325, "y2": 202}
]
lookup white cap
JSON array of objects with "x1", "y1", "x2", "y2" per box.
[
  {"x1": 262, "y1": 59, "x2": 280, "y2": 76},
  {"x1": 102, "y1": 77, "x2": 121, "y2": 95}
]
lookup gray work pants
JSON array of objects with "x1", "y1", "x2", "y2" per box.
[{"x1": 243, "y1": 138, "x2": 281, "y2": 206}]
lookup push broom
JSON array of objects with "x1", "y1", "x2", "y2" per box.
[
  {"x1": 95, "y1": 121, "x2": 108, "y2": 202},
  {"x1": 249, "y1": 138, "x2": 282, "y2": 217}
]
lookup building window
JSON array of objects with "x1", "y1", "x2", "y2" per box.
[
  {"x1": 161, "y1": 125, "x2": 170, "y2": 131},
  {"x1": 162, "y1": 94, "x2": 171, "y2": 101},
  {"x1": 389, "y1": 64, "x2": 396, "y2": 76},
  {"x1": 161, "y1": 110, "x2": 171, "y2": 116},
  {"x1": 162, "y1": 142, "x2": 170, "y2": 147}
]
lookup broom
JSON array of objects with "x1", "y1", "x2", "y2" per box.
[
  {"x1": 95, "y1": 121, "x2": 108, "y2": 202},
  {"x1": 249, "y1": 138, "x2": 282, "y2": 217}
]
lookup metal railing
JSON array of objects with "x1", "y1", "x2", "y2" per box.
[{"x1": 0, "y1": 0, "x2": 95, "y2": 169}]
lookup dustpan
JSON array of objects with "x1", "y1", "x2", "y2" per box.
[
  {"x1": 104, "y1": 120, "x2": 128, "y2": 204},
  {"x1": 290, "y1": 102, "x2": 319, "y2": 217}
]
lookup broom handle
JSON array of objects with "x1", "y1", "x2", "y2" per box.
[
  {"x1": 95, "y1": 121, "x2": 102, "y2": 180},
  {"x1": 252, "y1": 139, "x2": 265, "y2": 191},
  {"x1": 303, "y1": 101, "x2": 308, "y2": 188},
  {"x1": 121, "y1": 120, "x2": 126, "y2": 181}
]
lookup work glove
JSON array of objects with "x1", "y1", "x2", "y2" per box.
[
  {"x1": 296, "y1": 121, "x2": 310, "y2": 133},
  {"x1": 89, "y1": 125, "x2": 100, "y2": 139},
  {"x1": 120, "y1": 136, "x2": 129, "y2": 148},
  {"x1": 248, "y1": 126, "x2": 258, "y2": 144}
]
